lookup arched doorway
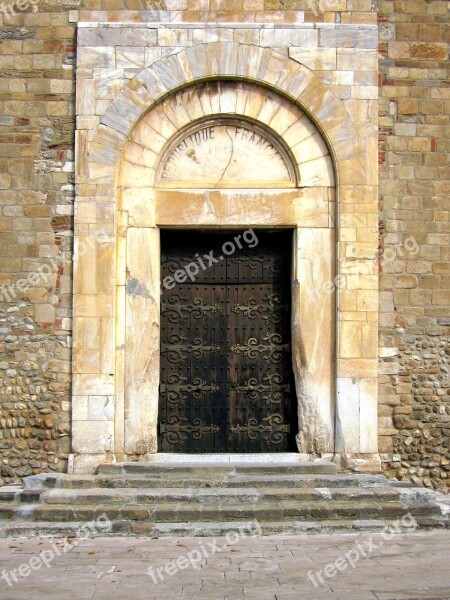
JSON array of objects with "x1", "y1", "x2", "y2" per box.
[
  {"x1": 117, "y1": 80, "x2": 335, "y2": 457},
  {"x1": 71, "y1": 42, "x2": 379, "y2": 473}
]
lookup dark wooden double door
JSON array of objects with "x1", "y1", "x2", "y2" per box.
[{"x1": 158, "y1": 230, "x2": 297, "y2": 453}]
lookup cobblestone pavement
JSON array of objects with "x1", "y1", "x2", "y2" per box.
[{"x1": 0, "y1": 530, "x2": 449, "y2": 599}]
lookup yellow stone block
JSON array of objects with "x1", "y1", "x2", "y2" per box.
[
  {"x1": 357, "y1": 289, "x2": 379, "y2": 311},
  {"x1": 340, "y1": 321, "x2": 362, "y2": 358},
  {"x1": 75, "y1": 295, "x2": 114, "y2": 318},
  {"x1": 338, "y1": 358, "x2": 378, "y2": 378}
]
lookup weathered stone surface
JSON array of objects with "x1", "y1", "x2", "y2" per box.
[
  {"x1": 293, "y1": 228, "x2": 336, "y2": 454},
  {"x1": 0, "y1": 3, "x2": 447, "y2": 496},
  {"x1": 77, "y1": 36, "x2": 376, "y2": 471},
  {"x1": 411, "y1": 43, "x2": 448, "y2": 60},
  {"x1": 319, "y1": 26, "x2": 378, "y2": 49},
  {"x1": 289, "y1": 47, "x2": 337, "y2": 70},
  {"x1": 2, "y1": 461, "x2": 450, "y2": 534},
  {"x1": 158, "y1": 122, "x2": 293, "y2": 188},
  {"x1": 124, "y1": 227, "x2": 160, "y2": 456},
  {"x1": 378, "y1": 2, "x2": 450, "y2": 494},
  {"x1": 78, "y1": 26, "x2": 157, "y2": 47}
]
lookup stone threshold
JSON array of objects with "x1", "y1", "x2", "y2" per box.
[
  {"x1": 68, "y1": 453, "x2": 383, "y2": 473},
  {"x1": 138, "y1": 453, "x2": 329, "y2": 464}
]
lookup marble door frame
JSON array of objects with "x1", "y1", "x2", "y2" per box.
[{"x1": 72, "y1": 40, "x2": 379, "y2": 474}]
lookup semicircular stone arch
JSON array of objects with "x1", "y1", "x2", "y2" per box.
[
  {"x1": 72, "y1": 41, "x2": 378, "y2": 473},
  {"x1": 85, "y1": 41, "x2": 368, "y2": 187},
  {"x1": 119, "y1": 79, "x2": 335, "y2": 191}
]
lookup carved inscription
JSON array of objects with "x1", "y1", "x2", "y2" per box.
[{"x1": 159, "y1": 123, "x2": 293, "y2": 187}]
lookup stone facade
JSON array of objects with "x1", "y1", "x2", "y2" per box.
[{"x1": 0, "y1": 0, "x2": 448, "y2": 492}]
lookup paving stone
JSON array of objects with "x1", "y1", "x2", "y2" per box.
[{"x1": 1, "y1": 531, "x2": 449, "y2": 600}]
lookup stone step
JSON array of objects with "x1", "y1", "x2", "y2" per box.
[
  {"x1": 38, "y1": 486, "x2": 401, "y2": 505},
  {"x1": 0, "y1": 487, "x2": 20, "y2": 503},
  {"x1": 3, "y1": 516, "x2": 450, "y2": 538},
  {"x1": 3, "y1": 517, "x2": 448, "y2": 538},
  {"x1": 1, "y1": 463, "x2": 448, "y2": 537},
  {"x1": 0, "y1": 498, "x2": 443, "y2": 525},
  {"x1": 24, "y1": 472, "x2": 387, "y2": 491},
  {"x1": 96, "y1": 461, "x2": 338, "y2": 476}
]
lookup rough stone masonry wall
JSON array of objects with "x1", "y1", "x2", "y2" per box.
[
  {"x1": 378, "y1": 0, "x2": 449, "y2": 493},
  {"x1": 0, "y1": 3, "x2": 76, "y2": 485},
  {"x1": 0, "y1": 0, "x2": 448, "y2": 491}
]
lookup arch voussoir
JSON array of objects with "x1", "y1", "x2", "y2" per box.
[
  {"x1": 121, "y1": 79, "x2": 159, "y2": 112},
  {"x1": 90, "y1": 42, "x2": 362, "y2": 170}
]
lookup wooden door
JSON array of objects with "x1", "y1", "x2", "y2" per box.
[{"x1": 159, "y1": 230, "x2": 296, "y2": 453}]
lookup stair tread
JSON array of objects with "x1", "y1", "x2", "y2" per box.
[
  {"x1": 6, "y1": 499, "x2": 442, "y2": 517},
  {"x1": 24, "y1": 473, "x2": 390, "y2": 490},
  {"x1": 1, "y1": 516, "x2": 448, "y2": 538},
  {"x1": 28, "y1": 498, "x2": 439, "y2": 508},
  {"x1": 97, "y1": 462, "x2": 338, "y2": 475},
  {"x1": 41, "y1": 485, "x2": 400, "y2": 496}
]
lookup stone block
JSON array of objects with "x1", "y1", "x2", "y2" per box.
[
  {"x1": 158, "y1": 28, "x2": 193, "y2": 46},
  {"x1": 357, "y1": 289, "x2": 379, "y2": 311},
  {"x1": 34, "y1": 304, "x2": 55, "y2": 324},
  {"x1": 124, "y1": 228, "x2": 160, "y2": 455},
  {"x1": 72, "y1": 396, "x2": 89, "y2": 421},
  {"x1": 338, "y1": 359, "x2": 378, "y2": 378},
  {"x1": 293, "y1": 228, "x2": 335, "y2": 454},
  {"x1": 340, "y1": 321, "x2": 362, "y2": 358},
  {"x1": 73, "y1": 374, "x2": 115, "y2": 396},
  {"x1": 73, "y1": 349, "x2": 101, "y2": 374},
  {"x1": 319, "y1": 26, "x2": 378, "y2": 49},
  {"x1": 77, "y1": 47, "x2": 115, "y2": 69},
  {"x1": 73, "y1": 317, "x2": 101, "y2": 350},
  {"x1": 78, "y1": 27, "x2": 157, "y2": 47},
  {"x1": 260, "y1": 28, "x2": 318, "y2": 47},
  {"x1": 75, "y1": 294, "x2": 114, "y2": 317},
  {"x1": 411, "y1": 43, "x2": 448, "y2": 60},
  {"x1": 336, "y1": 378, "x2": 360, "y2": 453},
  {"x1": 72, "y1": 421, "x2": 114, "y2": 454},
  {"x1": 88, "y1": 396, "x2": 114, "y2": 421},
  {"x1": 337, "y1": 48, "x2": 377, "y2": 70},
  {"x1": 289, "y1": 47, "x2": 336, "y2": 70},
  {"x1": 116, "y1": 47, "x2": 146, "y2": 68}
]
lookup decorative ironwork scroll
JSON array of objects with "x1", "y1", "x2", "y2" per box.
[
  {"x1": 162, "y1": 295, "x2": 220, "y2": 324},
  {"x1": 235, "y1": 374, "x2": 290, "y2": 406},
  {"x1": 161, "y1": 333, "x2": 220, "y2": 364},
  {"x1": 160, "y1": 415, "x2": 221, "y2": 447},
  {"x1": 230, "y1": 293, "x2": 287, "y2": 324},
  {"x1": 230, "y1": 333, "x2": 288, "y2": 364},
  {"x1": 230, "y1": 415, "x2": 290, "y2": 446}
]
